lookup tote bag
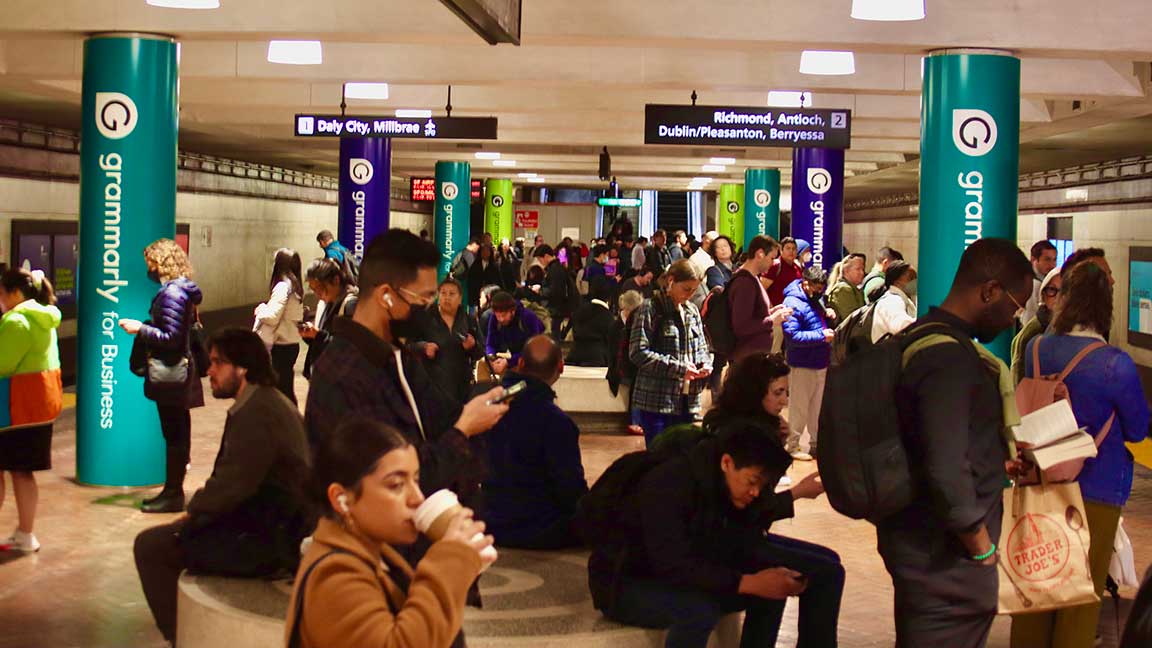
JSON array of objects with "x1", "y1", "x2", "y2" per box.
[{"x1": 997, "y1": 482, "x2": 1099, "y2": 614}]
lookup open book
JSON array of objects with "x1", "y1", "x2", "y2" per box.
[{"x1": 1012, "y1": 400, "x2": 1098, "y2": 470}]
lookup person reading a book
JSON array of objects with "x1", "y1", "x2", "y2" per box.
[{"x1": 1012, "y1": 261, "x2": 1150, "y2": 648}]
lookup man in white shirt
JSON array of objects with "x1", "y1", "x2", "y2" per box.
[
  {"x1": 870, "y1": 263, "x2": 918, "y2": 343},
  {"x1": 1020, "y1": 240, "x2": 1057, "y2": 326},
  {"x1": 631, "y1": 237, "x2": 649, "y2": 275},
  {"x1": 689, "y1": 230, "x2": 719, "y2": 274}
]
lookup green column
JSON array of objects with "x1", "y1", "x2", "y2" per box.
[
  {"x1": 484, "y1": 178, "x2": 514, "y2": 244},
  {"x1": 77, "y1": 34, "x2": 178, "y2": 486},
  {"x1": 435, "y1": 161, "x2": 471, "y2": 281},
  {"x1": 920, "y1": 49, "x2": 1020, "y2": 360},
  {"x1": 717, "y1": 183, "x2": 744, "y2": 249},
  {"x1": 744, "y1": 169, "x2": 781, "y2": 245}
]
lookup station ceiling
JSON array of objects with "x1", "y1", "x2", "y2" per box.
[{"x1": 0, "y1": 0, "x2": 1150, "y2": 200}]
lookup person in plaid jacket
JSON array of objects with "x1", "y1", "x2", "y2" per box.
[{"x1": 629, "y1": 260, "x2": 713, "y2": 446}]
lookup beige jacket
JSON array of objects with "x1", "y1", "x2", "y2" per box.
[{"x1": 256, "y1": 279, "x2": 304, "y2": 347}]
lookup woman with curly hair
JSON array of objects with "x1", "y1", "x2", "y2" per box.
[{"x1": 118, "y1": 239, "x2": 205, "y2": 513}]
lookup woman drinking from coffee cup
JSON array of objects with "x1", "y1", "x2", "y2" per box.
[{"x1": 285, "y1": 419, "x2": 496, "y2": 648}]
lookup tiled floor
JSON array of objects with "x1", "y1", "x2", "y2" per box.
[{"x1": 0, "y1": 375, "x2": 1148, "y2": 648}]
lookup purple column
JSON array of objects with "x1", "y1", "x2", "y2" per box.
[
  {"x1": 339, "y1": 137, "x2": 391, "y2": 261},
  {"x1": 790, "y1": 147, "x2": 845, "y2": 271}
]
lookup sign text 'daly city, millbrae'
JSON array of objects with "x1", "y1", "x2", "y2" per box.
[
  {"x1": 294, "y1": 115, "x2": 498, "y2": 140},
  {"x1": 645, "y1": 105, "x2": 852, "y2": 149}
]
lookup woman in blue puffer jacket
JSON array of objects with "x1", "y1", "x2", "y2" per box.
[
  {"x1": 781, "y1": 267, "x2": 834, "y2": 460},
  {"x1": 119, "y1": 239, "x2": 205, "y2": 513},
  {"x1": 1012, "y1": 260, "x2": 1151, "y2": 648}
]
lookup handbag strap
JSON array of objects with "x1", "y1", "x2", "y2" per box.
[{"x1": 287, "y1": 549, "x2": 350, "y2": 648}]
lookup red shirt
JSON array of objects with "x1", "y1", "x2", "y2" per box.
[{"x1": 765, "y1": 259, "x2": 804, "y2": 307}]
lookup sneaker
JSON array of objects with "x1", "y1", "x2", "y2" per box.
[
  {"x1": 777, "y1": 475, "x2": 793, "y2": 488},
  {"x1": 790, "y1": 451, "x2": 813, "y2": 462},
  {"x1": 0, "y1": 530, "x2": 40, "y2": 553}
]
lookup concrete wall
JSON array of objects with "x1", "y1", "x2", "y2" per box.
[
  {"x1": 512, "y1": 203, "x2": 599, "y2": 244},
  {"x1": 844, "y1": 206, "x2": 1152, "y2": 368}
]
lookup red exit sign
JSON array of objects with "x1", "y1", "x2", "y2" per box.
[{"x1": 411, "y1": 177, "x2": 436, "y2": 202}]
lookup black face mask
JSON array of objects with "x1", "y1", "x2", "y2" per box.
[{"x1": 147, "y1": 269, "x2": 161, "y2": 284}]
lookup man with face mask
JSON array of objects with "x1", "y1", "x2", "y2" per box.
[
  {"x1": 878, "y1": 238, "x2": 1034, "y2": 648},
  {"x1": 306, "y1": 229, "x2": 510, "y2": 510}
]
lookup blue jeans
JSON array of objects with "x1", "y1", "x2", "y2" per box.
[
  {"x1": 607, "y1": 534, "x2": 844, "y2": 648},
  {"x1": 634, "y1": 404, "x2": 693, "y2": 447}
]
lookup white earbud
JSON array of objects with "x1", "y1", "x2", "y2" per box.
[
  {"x1": 384, "y1": 293, "x2": 395, "y2": 307},
  {"x1": 337, "y1": 494, "x2": 350, "y2": 513}
]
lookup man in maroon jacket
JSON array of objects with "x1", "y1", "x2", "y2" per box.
[
  {"x1": 763, "y1": 237, "x2": 806, "y2": 354},
  {"x1": 726, "y1": 236, "x2": 793, "y2": 362}
]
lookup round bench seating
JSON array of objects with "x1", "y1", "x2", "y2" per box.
[{"x1": 177, "y1": 548, "x2": 741, "y2": 648}]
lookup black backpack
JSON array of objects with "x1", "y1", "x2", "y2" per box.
[
  {"x1": 829, "y1": 301, "x2": 879, "y2": 367},
  {"x1": 816, "y1": 322, "x2": 974, "y2": 523},
  {"x1": 575, "y1": 428, "x2": 711, "y2": 547},
  {"x1": 700, "y1": 282, "x2": 735, "y2": 355}
]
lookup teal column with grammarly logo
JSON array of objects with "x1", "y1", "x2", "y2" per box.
[
  {"x1": 484, "y1": 179, "x2": 514, "y2": 244},
  {"x1": 744, "y1": 169, "x2": 781, "y2": 245},
  {"x1": 920, "y1": 49, "x2": 1020, "y2": 360},
  {"x1": 77, "y1": 34, "x2": 178, "y2": 486},
  {"x1": 717, "y1": 184, "x2": 744, "y2": 250},
  {"x1": 435, "y1": 161, "x2": 471, "y2": 281}
]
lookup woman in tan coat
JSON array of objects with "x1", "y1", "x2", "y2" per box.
[{"x1": 285, "y1": 419, "x2": 495, "y2": 648}]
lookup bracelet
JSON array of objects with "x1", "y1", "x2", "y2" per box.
[{"x1": 972, "y1": 544, "x2": 997, "y2": 562}]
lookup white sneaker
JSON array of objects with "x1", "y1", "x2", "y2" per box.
[
  {"x1": 777, "y1": 475, "x2": 793, "y2": 488},
  {"x1": 0, "y1": 530, "x2": 40, "y2": 553}
]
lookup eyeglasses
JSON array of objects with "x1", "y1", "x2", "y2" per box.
[
  {"x1": 396, "y1": 286, "x2": 435, "y2": 308},
  {"x1": 1005, "y1": 289, "x2": 1026, "y2": 319},
  {"x1": 1042, "y1": 286, "x2": 1060, "y2": 298}
]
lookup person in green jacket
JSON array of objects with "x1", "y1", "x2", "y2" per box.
[
  {"x1": 0, "y1": 267, "x2": 63, "y2": 553},
  {"x1": 827, "y1": 253, "x2": 867, "y2": 323},
  {"x1": 1010, "y1": 267, "x2": 1061, "y2": 384}
]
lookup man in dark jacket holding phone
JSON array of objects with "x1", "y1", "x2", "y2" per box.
[{"x1": 588, "y1": 424, "x2": 844, "y2": 647}]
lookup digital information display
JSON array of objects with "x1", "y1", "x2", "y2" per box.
[
  {"x1": 411, "y1": 177, "x2": 436, "y2": 202},
  {"x1": 1128, "y1": 246, "x2": 1152, "y2": 350},
  {"x1": 599, "y1": 197, "x2": 643, "y2": 207},
  {"x1": 645, "y1": 105, "x2": 852, "y2": 149},
  {"x1": 295, "y1": 114, "x2": 498, "y2": 140},
  {"x1": 471, "y1": 179, "x2": 483, "y2": 199}
]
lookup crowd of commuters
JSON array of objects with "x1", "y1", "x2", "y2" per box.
[{"x1": 4, "y1": 216, "x2": 1151, "y2": 648}]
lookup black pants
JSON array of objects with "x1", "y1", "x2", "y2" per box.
[
  {"x1": 607, "y1": 534, "x2": 844, "y2": 648},
  {"x1": 270, "y1": 343, "x2": 300, "y2": 404},
  {"x1": 134, "y1": 520, "x2": 187, "y2": 641},
  {"x1": 156, "y1": 404, "x2": 191, "y2": 492},
  {"x1": 878, "y1": 503, "x2": 1003, "y2": 648},
  {"x1": 550, "y1": 311, "x2": 573, "y2": 341}
]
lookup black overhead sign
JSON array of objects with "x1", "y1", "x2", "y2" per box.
[
  {"x1": 294, "y1": 114, "x2": 498, "y2": 140},
  {"x1": 644, "y1": 104, "x2": 851, "y2": 149}
]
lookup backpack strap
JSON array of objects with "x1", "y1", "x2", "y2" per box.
[
  {"x1": 1031, "y1": 334, "x2": 1043, "y2": 380},
  {"x1": 1056, "y1": 340, "x2": 1108, "y2": 382}
]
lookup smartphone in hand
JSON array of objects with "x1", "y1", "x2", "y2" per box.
[{"x1": 490, "y1": 381, "x2": 527, "y2": 405}]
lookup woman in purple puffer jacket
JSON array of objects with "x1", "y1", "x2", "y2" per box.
[{"x1": 118, "y1": 239, "x2": 205, "y2": 513}]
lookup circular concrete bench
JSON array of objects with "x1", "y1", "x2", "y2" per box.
[{"x1": 177, "y1": 548, "x2": 740, "y2": 648}]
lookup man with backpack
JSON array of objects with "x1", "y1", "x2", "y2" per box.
[
  {"x1": 584, "y1": 423, "x2": 844, "y2": 647},
  {"x1": 316, "y1": 230, "x2": 359, "y2": 286},
  {"x1": 533, "y1": 244, "x2": 581, "y2": 341},
  {"x1": 854, "y1": 239, "x2": 1033, "y2": 647},
  {"x1": 723, "y1": 235, "x2": 792, "y2": 362}
]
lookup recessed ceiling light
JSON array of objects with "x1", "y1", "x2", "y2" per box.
[
  {"x1": 395, "y1": 109, "x2": 434, "y2": 118},
  {"x1": 690, "y1": 177, "x2": 714, "y2": 184},
  {"x1": 146, "y1": 0, "x2": 220, "y2": 8},
  {"x1": 851, "y1": 0, "x2": 925, "y2": 21},
  {"x1": 493, "y1": 159, "x2": 517, "y2": 167},
  {"x1": 709, "y1": 157, "x2": 737, "y2": 165},
  {"x1": 475, "y1": 152, "x2": 501, "y2": 160},
  {"x1": 527, "y1": 177, "x2": 546, "y2": 183},
  {"x1": 341, "y1": 83, "x2": 389, "y2": 100},
  {"x1": 518, "y1": 172, "x2": 538, "y2": 178},
  {"x1": 800, "y1": 50, "x2": 855, "y2": 75},
  {"x1": 768, "y1": 91, "x2": 811, "y2": 107},
  {"x1": 702, "y1": 164, "x2": 726, "y2": 173},
  {"x1": 267, "y1": 40, "x2": 322, "y2": 65}
]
